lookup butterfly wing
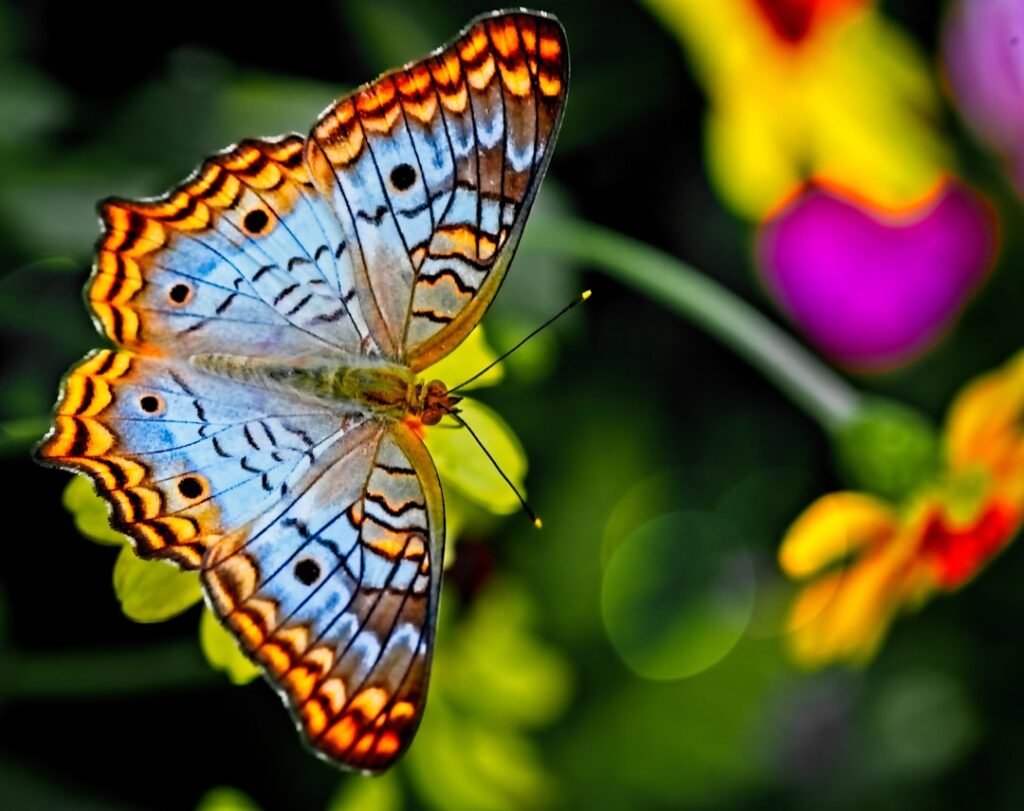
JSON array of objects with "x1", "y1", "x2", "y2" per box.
[
  {"x1": 202, "y1": 420, "x2": 443, "y2": 772},
  {"x1": 306, "y1": 10, "x2": 568, "y2": 369},
  {"x1": 36, "y1": 349, "x2": 352, "y2": 567},
  {"x1": 93, "y1": 135, "x2": 374, "y2": 357}
]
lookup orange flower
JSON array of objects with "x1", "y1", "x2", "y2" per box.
[{"x1": 779, "y1": 351, "x2": 1024, "y2": 666}]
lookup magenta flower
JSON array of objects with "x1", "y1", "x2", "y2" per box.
[
  {"x1": 943, "y1": 0, "x2": 1024, "y2": 191},
  {"x1": 757, "y1": 180, "x2": 996, "y2": 371}
]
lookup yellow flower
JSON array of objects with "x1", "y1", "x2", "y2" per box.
[
  {"x1": 62, "y1": 326, "x2": 527, "y2": 682},
  {"x1": 643, "y1": 0, "x2": 949, "y2": 219},
  {"x1": 779, "y1": 351, "x2": 1024, "y2": 666}
]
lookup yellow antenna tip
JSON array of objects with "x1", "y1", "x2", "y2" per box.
[
  {"x1": 533, "y1": 517, "x2": 543, "y2": 529},
  {"x1": 581, "y1": 289, "x2": 592, "y2": 301}
]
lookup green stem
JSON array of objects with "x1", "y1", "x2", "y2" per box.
[
  {"x1": 523, "y1": 217, "x2": 862, "y2": 432},
  {"x1": 1, "y1": 640, "x2": 219, "y2": 699}
]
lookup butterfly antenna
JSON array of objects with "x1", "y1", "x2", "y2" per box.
[
  {"x1": 443, "y1": 406, "x2": 542, "y2": 529},
  {"x1": 449, "y1": 290, "x2": 592, "y2": 393}
]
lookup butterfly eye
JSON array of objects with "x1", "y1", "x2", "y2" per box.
[
  {"x1": 168, "y1": 283, "x2": 193, "y2": 305},
  {"x1": 139, "y1": 394, "x2": 164, "y2": 414},
  {"x1": 243, "y1": 209, "x2": 270, "y2": 234},
  {"x1": 294, "y1": 558, "x2": 321, "y2": 586},
  {"x1": 389, "y1": 163, "x2": 417, "y2": 192},
  {"x1": 176, "y1": 475, "x2": 206, "y2": 500}
]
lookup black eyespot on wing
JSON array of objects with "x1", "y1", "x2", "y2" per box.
[
  {"x1": 169, "y1": 284, "x2": 191, "y2": 304},
  {"x1": 140, "y1": 395, "x2": 161, "y2": 413},
  {"x1": 178, "y1": 476, "x2": 203, "y2": 499},
  {"x1": 244, "y1": 209, "x2": 269, "y2": 234},
  {"x1": 294, "y1": 558, "x2": 321, "y2": 585},
  {"x1": 389, "y1": 163, "x2": 417, "y2": 191}
]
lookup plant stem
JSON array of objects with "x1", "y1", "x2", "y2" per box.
[
  {"x1": 1, "y1": 640, "x2": 220, "y2": 699},
  {"x1": 523, "y1": 217, "x2": 862, "y2": 432}
]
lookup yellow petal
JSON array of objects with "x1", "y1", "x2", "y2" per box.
[
  {"x1": 199, "y1": 606, "x2": 261, "y2": 685},
  {"x1": 706, "y1": 96, "x2": 802, "y2": 220},
  {"x1": 112, "y1": 545, "x2": 202, "y2": 622},
  {"x1": 779, "y1": 492, "x2": 896, "y2": 578},
  {"x1": 63, "y1": 475, "x2": 128, "y2": 546},
  {"x1": 946, "y1": 350, "x2": 1024, "y2": 474},
  {"x1": 427, "y1": 325, "x2": 504, "y2": 391},
  {"x1": 787, "y1": 541, "x2": 912, "y2": 667},
  {"x1": 645, "y1": 0, "x2": 948, "y2": 219},
  {"x1": 425, "y1": 398, "x2": 527, "y2": 515}
]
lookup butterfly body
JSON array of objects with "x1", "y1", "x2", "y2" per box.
[
  {"x1": 189, "y1": 352, "x2": 458, "y2": 425},
  {"x1": 36, "y1": 9, "x2": 567, "y2": 773}
]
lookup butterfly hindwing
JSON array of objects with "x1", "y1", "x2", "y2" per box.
[
  {"x1": 92, "y1": 136, "x2": 374, "y2": 357},
  {"x1": 306, "y1": 10, "x2": 568, "y2": 369},
  {"x1": 202, "y1": 421, "x2": 443, "y2": 772},
  {"x1": 36, "y1": 350, "x2": 349, "y2": 567}
]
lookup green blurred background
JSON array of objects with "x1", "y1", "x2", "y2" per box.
[{"x1": 2, "y1": 1, "x2": 1023, "y2": 809}]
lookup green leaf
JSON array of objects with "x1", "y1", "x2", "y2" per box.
[
  {"x1": 213, "y1": 73, "x2": 341, "y2": 148},
  {"x1": 426, "y1": 398, "x2": 526, "y2": 515},
  {"x1": 195, "y1": 787, "x2": 261, "y2": 811},
  {"x1": 0, "y1": 167, "x2": 146, "y2": 256},
  {"x1": 404, "y1": 581, "x2": 569, "y2": 810},
  {"x1": 327, "y1": 774, "x2": 403, "y2": 811},
  {"x1": 427, "y1": 326, "x2": 504, "y2": 391},
  {"x1": 112, "y1": 546, "x2": 202, "y2": 623},
  {"x1": 63, "y1": 476, "x2": 128, "y2": 546},
  {"x1": 406, "y1": 699, "x2": 556, "y2": 811},
  {"x1": 0, "y1": 67, "x2": 68, "y2": 146},
  {"x1": 342, "y1": 0, "x2": 453, "y2": 75},
  {"x1": 199, "y1": 607, "x2": 261, "y2": 686},
  {"x1": 444, "y1": 582, "x2": 572, "y2": 727}
]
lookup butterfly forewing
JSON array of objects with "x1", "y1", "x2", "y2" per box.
[
  {"x1": 202, "y1": 421, "x2": 444, "y2": 772},
  {"x1": 306, "y1": 10, "x2": 568, "y2": 369},
  {"x1": 93, "y1": 136, "x2": 374, "y2": 357}
]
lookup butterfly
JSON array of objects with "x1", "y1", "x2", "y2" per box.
[{"x1": 34, "y1": 9, "x2": 567, "y2": 772}]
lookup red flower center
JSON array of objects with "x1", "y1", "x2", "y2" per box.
[
  {"x1": 751, "y1": 0, "x2": 862, "y2": 44},
  {"x1": 919, "y1": 502, "x2": 1020, "y2": 588}
]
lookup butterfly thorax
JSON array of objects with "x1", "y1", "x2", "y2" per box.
[{"x1": 190, "y1": 353, "x2": 458, "y2": 424}]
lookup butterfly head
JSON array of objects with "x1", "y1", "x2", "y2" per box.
[{"x1": 416, "y1": 379, "x2": 461, "y2": 426}]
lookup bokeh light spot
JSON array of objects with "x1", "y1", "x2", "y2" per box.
[{"x1": 601, "y1": 511, "x2": 755, "y2": 680}]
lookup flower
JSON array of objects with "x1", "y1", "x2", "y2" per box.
[
  {"x1": 62, "y1": 326, "x2": 528, "y2": 681},
  {"x1": 643, "y1": 0, "x2": 949, "y2": 218},
  {"x1": 757, "y1": 179, "x2": 996, "y2": 370},
  {"x1": 779, "y1": 350, "x2": 1024, "y2": 666},
  {"x1": 943, "y1": 0, "x2": 1024, "y2": 194}
]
